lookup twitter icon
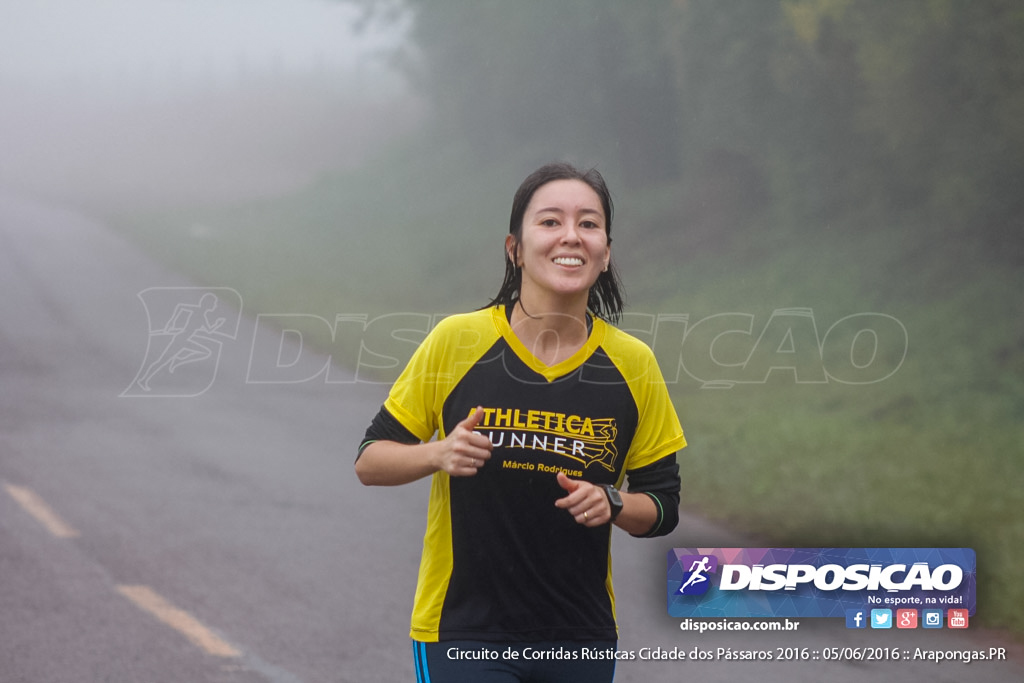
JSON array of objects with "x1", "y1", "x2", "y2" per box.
[{"x1": 870, "y1": 609, "x2": 893, "y2": 629}]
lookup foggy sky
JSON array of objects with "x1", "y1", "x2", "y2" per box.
[
  {"x1": 0, "y1": 0, "x2": 415, "y2": 211},
  {"x1": 0, "y1": 0, "x2": 395, "y2": 85}
]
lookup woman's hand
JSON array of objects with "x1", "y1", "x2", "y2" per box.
[
  {"x1": 554, "y1": 472, "x2": 610, "y2": 526},
  {"x1": 435, "y1": 407, "x2": 493, "y2": 477},
  {"x1": 355, "y1": 407, "x2": 492, "y2": 486}
]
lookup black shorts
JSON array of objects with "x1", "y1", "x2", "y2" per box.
[{"x1": 413, "y1": 640, "x2": 617, "y2": 683}]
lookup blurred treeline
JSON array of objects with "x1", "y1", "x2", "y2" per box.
[{"x1": 354, "y1": 0, "x2": 1023, "y2": 255}]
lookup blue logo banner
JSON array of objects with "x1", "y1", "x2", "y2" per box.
[{"x1": 667, "y1": 548, "x2": 976, "y2": 618}]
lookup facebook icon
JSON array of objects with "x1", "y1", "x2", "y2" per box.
[{"x1": 846, "y1": 609, "x2": 867, "y2": 629}]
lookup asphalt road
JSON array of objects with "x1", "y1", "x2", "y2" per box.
[{"x1": 1, "y1": 192, "x2": 1020, "y2": 682}]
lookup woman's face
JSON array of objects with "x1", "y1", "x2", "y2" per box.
[{"x1": 509, "y1": 179, "x2": 610, "y2": 308}]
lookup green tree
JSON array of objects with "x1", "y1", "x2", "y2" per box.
[
  {"x1": 782, "y1": 0, "x2": 1024, "y2": 240},
  {"x1": 345, "y1": 0, "x2": 1024, "y2": 249},
  {"x1": 350, "y1": 0, "x2": 684, "y2": 185}
]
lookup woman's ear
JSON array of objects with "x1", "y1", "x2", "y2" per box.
[{"x1": 505, "y1": 234, "x2": 518, "y2": 266}]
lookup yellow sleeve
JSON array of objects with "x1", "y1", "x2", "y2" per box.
[
  {"x1": 383, "y1": 309, "x2": 500, "y2": 442},
  {"x1": 602, "y1": 325, "x2": 686, "y2": 470}
]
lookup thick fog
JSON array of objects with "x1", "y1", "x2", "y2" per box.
[{"x1": 0, "y1": 0, "x2": 415, "y2": 210}]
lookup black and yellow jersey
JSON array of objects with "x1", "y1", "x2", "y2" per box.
[{"x1": 360, "y1": 305, "x2": 685, "y2": 643}]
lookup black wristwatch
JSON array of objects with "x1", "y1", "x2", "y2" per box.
[{"x1": 601, "y1": 484, "x2": 623, "y2": 521}]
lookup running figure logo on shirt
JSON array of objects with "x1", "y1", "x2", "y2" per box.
[{"x1": 472, "y1": 406, "x2": 619, "y2": 471}]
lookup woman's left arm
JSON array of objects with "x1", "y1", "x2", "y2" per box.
[
  {"x1": 553, "y1": 458, "x2": 678, "y2": 536},
  {"x1": 612, "y1": 489, "x2": 662, "y2": 536},
  {"x1": 554, "y1": 455, "x2": 680, "y2": 536}
]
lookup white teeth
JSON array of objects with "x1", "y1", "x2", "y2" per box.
[{"x1": 553, "y1": 257, "x2": 584, "y2": 266}]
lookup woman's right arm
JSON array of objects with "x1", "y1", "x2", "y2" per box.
[
  {"x1": 355, "y1": 407, "x2": 492, "y2": 486},
  {"x1": 355, "y1": 439, "x2": 444, "y2": 486}
]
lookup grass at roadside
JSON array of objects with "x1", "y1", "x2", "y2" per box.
[
  {"x1": 109, "y1": 153, "x2": 1024, "y2": 636},
  {"x1": 655, "y1": 221, "x2": 1023, "y2": 634}
]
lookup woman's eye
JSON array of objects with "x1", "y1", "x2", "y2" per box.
[
  {"x1": 541, "y1": 218, "x2": 559, "y2": 227},
  {"x1": 581, "y1": 220, "x2": 599, "y2": 229}
]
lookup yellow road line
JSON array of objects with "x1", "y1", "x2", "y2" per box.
[
  {"x1": 3, "y1": 482, "x2": 80, "y2": 539},
  {"x1": 117, "y1": 585, "x2": 241, "y2": 658}
]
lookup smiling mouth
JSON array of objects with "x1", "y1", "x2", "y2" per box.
[{"x1": 553, "y1": 257, "x2": 584, "y2": 266}]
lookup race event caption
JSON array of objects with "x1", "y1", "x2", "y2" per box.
[{"x1": 443, "y1": 638, "x2": 1008, "y2": 666}]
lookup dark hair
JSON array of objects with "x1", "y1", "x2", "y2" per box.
[{"x1": 485, "y1": 162, "x2": 625, "y2": 322}]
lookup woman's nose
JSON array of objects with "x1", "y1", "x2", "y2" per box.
[{"x1": 559, "y1": 223, "x2": 582, "y2": 244}]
